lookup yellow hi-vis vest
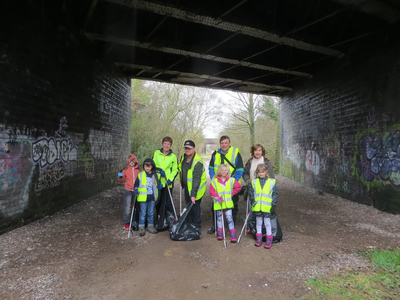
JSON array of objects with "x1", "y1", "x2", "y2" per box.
[
  {"x1": 252, "y1": 178, "x2": 275, "y2": 212},
  {"x1": 213, "y1": 147, "x2": 241, "y2": 183},
  {"x1": 137, "y1": 171, "x2": 160, "y2": 202},
  {"x1": 211, "y1": 177, "x2": 234, "y2": 210},
  {"x1": 179, "y1": 153, "x2": 206, "y2": 200}
]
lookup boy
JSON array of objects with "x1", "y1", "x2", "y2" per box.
[
  {"x1": 118, "y1": 154, "x2": 141, "y2": 229},
  {"x1": 134, "y1": 158, "x2": 163, "y2": 236}
]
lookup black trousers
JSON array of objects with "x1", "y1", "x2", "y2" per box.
[{"x1": 184, "y1": 188, "x2": 202, "y2": 229}]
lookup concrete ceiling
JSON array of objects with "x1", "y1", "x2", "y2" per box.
[{"x1": 82, "y1": 0, "x2": 400, "y2": 96}]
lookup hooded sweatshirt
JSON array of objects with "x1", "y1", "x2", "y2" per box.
[{"x1": 118, "y1": 154, "x2": 141, "y2": 191}]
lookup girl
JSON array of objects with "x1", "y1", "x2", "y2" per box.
[
  {"x1": 209, "y1": 164, "x2": 241, "y2": 242},
  {"x1": 249, "y1": 164, "x2": 277, "y2": 249}
]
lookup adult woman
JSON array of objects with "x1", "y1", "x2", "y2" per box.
[
  {"x1": 242, "y1": 144, "x2": 275, "y2": 190},
  {"x1": 152, "y1": 136, "x2": 178, "y2": 230}
]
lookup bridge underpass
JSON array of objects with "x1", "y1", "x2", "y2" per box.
[{"x1": 1, "y1": 0, "x2": 400, "y2": 233}]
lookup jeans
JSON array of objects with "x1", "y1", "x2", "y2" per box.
[
  {"x1": 139, "y1": 201, "x2": 155, "y2": 227},
  {"x1": 123, "y1": 190, "x2": 135, "y2": 224}
]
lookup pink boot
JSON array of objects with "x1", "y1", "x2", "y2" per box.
[
  {"x1": 254, "y1": 233, "x2": 262, "y2": 247},
  {"x1": 230, "y1": 229, "x2": 237, "y2": 243},
  {"x1": 264, "y1": 235, "x2": 273, "y2": 249},
  {"x1": 217, "y1": 228, "x2": 223, "y2": 240}
]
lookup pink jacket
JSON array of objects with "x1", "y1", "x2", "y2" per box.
[{"x1": 209, "y1": 176, "x2": 241, "y2": 198}]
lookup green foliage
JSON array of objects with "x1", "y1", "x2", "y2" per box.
[
  {"x1": 130, "y1": 80, "x2": 219, "y2": 162},
  {"x1": 304, "y1": 249, "x2": 400, "y2": 300}
]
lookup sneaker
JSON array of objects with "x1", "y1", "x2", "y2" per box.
[
  {"x1": 147, "y1": 225, "x2": 158, "y2": 234},
  {"x1": 124, "y1": 223, "x2": 130, "y2": 229},
  {"x1": 139, "y1": 227, "x2": 145, "y2": 236}
]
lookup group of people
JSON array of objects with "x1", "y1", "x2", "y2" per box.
[{"x1": 118, "y1": 135, "x2": 278, "y2": 249}]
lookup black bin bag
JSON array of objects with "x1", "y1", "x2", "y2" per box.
[
  {"x1": 155, "y1": 194, "x2": 175, "y2": 231},
  {"x1": 170, "y1": 202, "x2": 200, "y2": 241},
  {"x1": 248, "y1": 212, "x2": 283, "y2": 243}
]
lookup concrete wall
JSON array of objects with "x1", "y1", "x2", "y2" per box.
[
  {"x1": 280, "y1": 45, "x2": 400, "y2": 214},
  {"x1": 0, "y1": 2, "x2": 131, "y2": 233}
]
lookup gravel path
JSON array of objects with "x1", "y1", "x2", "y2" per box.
[{"x1": 1, "y1": 174, "x2": 399, "y2": 299}]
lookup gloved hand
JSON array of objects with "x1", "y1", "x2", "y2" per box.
[
  {"x1": 157, "y1": 183, "x2": 163, "y2": 190},
  {"x1": 159, "y1": 169, "x2": 165, "y2": 177},
  {"x1": 167, "y1": 179, "x2": 172, "y2": 185},
  {"x1": 218, "y1": 197, "x2": 223, "y2": 203},
  {"x1": 118, "y1": 172, "x2": 123, "y2": 178},
  {"x1": 133, "y1": 188, "x2": 138, "y2": 195},
  {"x1": 270, "y1": 205, "x2": 276, "y2": 215}
]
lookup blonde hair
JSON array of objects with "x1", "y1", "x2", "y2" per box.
[
  {"x1": 255, "y1": 163, "x2": 269, "y2": 178},
  {"x1": 214, "y1": 164, "x2": 231, "y2": 179}
]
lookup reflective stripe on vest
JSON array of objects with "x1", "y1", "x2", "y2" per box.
[
  {"x1": 252, "y1": 178, "x2": 275, "y2": 212},
  {"x1": 137, "y1": 172, "x2": 159, "y2": 202},
  {"x1": 179, "y1": 153, "x2": 206, "y2": 200},
  {"x1": 213, "y1": 147, "x2": 241, "y2": 183},
  {"x1": 211, "y1": 178, "x2": 234, "y2": 210}
]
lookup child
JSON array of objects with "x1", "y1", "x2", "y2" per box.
[
  {"x1": 134, "y1": 158, "x2": 163, "y2": 236},
  {"x1": 249, "y1": 164, "x2": 277, "y2": 249},
  {"x1": 209, "y1": 164, "x2": 241, "y2": 242},
  {"x1": 118, "y1": 154, "x2": 141, "y2": 229}
]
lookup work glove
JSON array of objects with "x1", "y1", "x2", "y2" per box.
[
  {"x1": 133, "y1": 188, "x2": 138, "y2": 195},
  {"x1": 159, "y1": 169, "x2": 165, "y2": 177},
  {"x1": 167, "y1": 179, "x2": 172, "y2": 186},
  {"x1": 270, "y1": 205, "x2": 276, "y2": 215},
  {"x1": 157, "y1": 183, "x2": 163, "y2": 190},
  {"x1": 118, "y1": 172, "x2": 123, "y2": 178},
  {"x1": 218, "y1": 197, "x2": 223, "y2": 203}
]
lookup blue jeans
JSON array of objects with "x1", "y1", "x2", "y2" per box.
[
  {"x1": 139, "y1": 201, "x2": 155, "y2": 227},
  {"x1": 123, "y1": 190, "x2": 135, "y2": 224}
]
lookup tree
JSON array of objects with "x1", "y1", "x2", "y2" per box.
[{"x1": 130, "y1": 80, "x2": 220, "y2": 161}]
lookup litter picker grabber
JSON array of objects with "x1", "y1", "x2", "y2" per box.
[
  {"x1": 238, "y1": 210, "x2": 251, "y2": 243},
  {"x1": 238, "y1": 200, "x2": 255, "y2": 243},
  {"x1": 128, "y1": 194, "x2": 137, "y2": 239},
  {"x1": 166, "y1": 183, "x2": 178, "y2": 222},
  {"x1": 245, "y1": 195, "x2": 249, "y2": 236},
  {"x1": 120, "y1": 157, "x2": 135, "y2": 173},
  {"x1": 179, "y1": 183, "x2": 182, "y2": 215},
  {"x1": 220, "y1": 205, "x2": 227, "y2": 248},
  {"x1": 214, "y1": 208, "x2": 217, "y2": 237}
]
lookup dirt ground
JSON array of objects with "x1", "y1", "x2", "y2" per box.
[{"x1": 1, "y1": 174, "x2": 399, "y2": 300}]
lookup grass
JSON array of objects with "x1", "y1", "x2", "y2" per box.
[{"x1": 304, "y1": 249, "x2": 400, "y2": 299}]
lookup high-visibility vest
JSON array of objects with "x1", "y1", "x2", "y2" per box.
[
  {"x1": 252, "y1": 178, "x2": 275, "y2": 212},
  {"x1": 213, "y1": 147, "x2": 241, "y2": 183},
  {"x1": 211, "y1": 177, "x2": 234, "y2": 210},
  {"x1": 137, "y1": 172, "x2": 160, "y2": 202},
  {"x1": 179, "y1": 153, "x2": 206, "y2": 200},
  {"x1": 153, "y1": 150, "x2": 178, "y2": 187}
]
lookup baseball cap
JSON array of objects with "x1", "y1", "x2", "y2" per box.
[{"x1": 183, "y1": 140, "x2": 195, "y2": 148}]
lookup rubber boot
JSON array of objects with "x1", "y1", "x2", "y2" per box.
[
  {"x1": 264, "y1": 235, "x2": 273, "y2": 249},
  {"x1": 254, "y1": 233, "x2": 262, "y2": 247},
  {"x1": 139, "y1": 227, "x2": 145, "y2": 236},
  {"x1": 217, "y1": 228, "x2": 223, "y2": 240},
  {"x1": 230, "y1": 229, "x2": 237, "y2": 243},
  {"x1": 147, "y1": 225, "x2": 158, "y2": 234},
  {"x1": 207, "y1": 225, "x2": 215, "y2": 234}
]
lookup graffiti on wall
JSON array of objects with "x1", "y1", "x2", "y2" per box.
[
  {"x1": 355, "y1": 129, "x2": 400, "y2": 187},
  {"x1": 31, "y1": 137, "x2": 78, "y2": 168},
  {"x1": 0, "y1": 125, "x2": 35, "y2": 216},
  {"x1": 89, "y1": 129, "x2": 113, "y2": 160}
]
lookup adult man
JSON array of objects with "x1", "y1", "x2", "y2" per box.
[
  {"x1": 178, "y1": 140, "x2": 207, "y2": 237},
  {"x1": 153, "y1": 136, "x2": 178, "y2": 230},
  {"x1": 208, "y1": 135, "x2": 244, "y2": 234}
]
